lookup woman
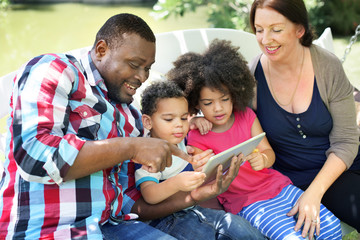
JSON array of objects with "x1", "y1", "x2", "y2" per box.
[{"x1": 249, "y1": 0, "x2": 360, "y2": 234}]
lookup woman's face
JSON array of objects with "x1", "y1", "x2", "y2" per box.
[{"x1": 254, "y1": 7, "x2": 303, "y2": 62}]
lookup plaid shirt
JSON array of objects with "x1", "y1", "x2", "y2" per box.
[{"x1": 0, "y1": 51, "x2": 143, "y2": 239}]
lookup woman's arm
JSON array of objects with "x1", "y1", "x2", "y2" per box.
[{"x1": 288, "y1": 153, "x2": 346, "y2": 238}]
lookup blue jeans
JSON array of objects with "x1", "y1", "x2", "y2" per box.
[
  {"x1": 149, "y1": 206, "x2": 266, "y2": 240},
  {"x1": 101, "y1": 220, "x2": 177, "y2": 240}
]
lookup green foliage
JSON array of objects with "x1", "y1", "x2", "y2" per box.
[
  {"x1": 0, "y1": 0, "x2": 9, "y2": 10},
  {"x1": 342, "y1": 230, "x2": 360, "y2": 240},
  {"x1": 152, "y1": 0, "x2": 360, "y2": 36},
  {"x1": 308, "y1": 0, "x2": 360, "y2": 36},
  {"x1": 152, "y1": 0, "x2": 253, "y2": 31}
]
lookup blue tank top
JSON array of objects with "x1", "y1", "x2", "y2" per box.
[{"x1": 255, "y1": 62, "x2": 333, "y2": 186}]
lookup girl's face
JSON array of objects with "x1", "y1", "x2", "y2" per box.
[
  {"x1": 254, "y1": 7, "x2": 304, "y2": 62},
  {"x1": 146, "y1": 97, "x2": 189, "y2": 145},
  {"x1": 198, "y1": 86, "x2": 234, "y2": 131}
]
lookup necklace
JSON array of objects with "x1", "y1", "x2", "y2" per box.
[{"x1": 267, "y1": 47, "x2": 305, "y2": 107}]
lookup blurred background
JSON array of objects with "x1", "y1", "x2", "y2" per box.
[{"x1": 0, "y1": 0, "x2": 359, "y2": 86}]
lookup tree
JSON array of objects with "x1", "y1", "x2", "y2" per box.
[
  {"x1": 152, "y1": 0, "x2": 253, "y2": 31},
  {"x1": 152, "y1": 0, "x2": 359, "y2": 36}
]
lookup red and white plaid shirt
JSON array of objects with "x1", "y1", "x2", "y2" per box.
[{"x1": 0, "y1": 52, "x2": 143, "y2": 239}]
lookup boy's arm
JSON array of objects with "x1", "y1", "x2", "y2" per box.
[
  {"x1": 140, "y1": 171, "x2": 205, "y2": 204},
  {"x1": 132, "y1": 152, "x2": 243, "y2": 221}
]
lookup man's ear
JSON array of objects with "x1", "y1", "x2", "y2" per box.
[
  {"x1": 94, "y1": 40, "x2": 108, "y2": 60},
  {"x1": 142, "y1": 114, "x2": 152, "y2": 130}
]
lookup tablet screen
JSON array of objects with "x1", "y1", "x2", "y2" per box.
[{"x1": 202, "y1": 132, "x2": 266, "y2": 182}]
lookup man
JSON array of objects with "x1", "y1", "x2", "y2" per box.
[{"x1": 0, "y1": 13, "x2": 264, "y2": 239}]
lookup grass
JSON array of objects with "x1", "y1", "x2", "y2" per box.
[
  {"x1": 0, "y1": 35, "x2": 359, "y2": 239},
  {"x1": 333, "y1": 36, "x2": 360, "y2": 89},
  {"x1": 343, "y1": 230, "x2": 360, "y2": 240}
]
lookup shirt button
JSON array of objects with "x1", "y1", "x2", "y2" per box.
[
  {"x1": 297, "y1": 124, "x2": 301, "y2": 128},
  {"x1": 303, "y1": 135, "x2": 307, "y2": 139},
  {"x1": 296, "y1": 117, "x2": 300, "y2": 121},
  {"x1": 83, "y1": 111, "x2": 88, "y2": 117}
]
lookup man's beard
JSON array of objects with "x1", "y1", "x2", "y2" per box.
[{"x1": 106, "y1": 83, "x2": 132, "y2": 105}]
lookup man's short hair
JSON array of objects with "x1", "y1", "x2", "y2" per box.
[{"x1": 94, "y1": 13, "x2": 155, "y2": 49}]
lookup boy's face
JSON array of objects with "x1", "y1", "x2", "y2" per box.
[{"x1": 144, "y1": 97, "x2": 189, "y2": 145}]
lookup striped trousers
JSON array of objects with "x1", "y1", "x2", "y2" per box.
[{"x1": 238, "y1": 184, "x2": 342, "y2": 239}]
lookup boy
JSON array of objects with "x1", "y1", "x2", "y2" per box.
[{"x1": 135, "y1": 80, "x2": 206, "y2": 204}]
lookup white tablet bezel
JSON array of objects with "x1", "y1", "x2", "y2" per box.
[{"x1": 202, "y1": 132, "x2": 266, "y2": 181}]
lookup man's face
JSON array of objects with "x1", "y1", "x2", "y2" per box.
[{"x1": 93, "y1": 33, "x2": 156, "y2": 104}]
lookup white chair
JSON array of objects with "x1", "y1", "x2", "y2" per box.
[
  {"x1": 133, "y1": 28, "x2": 262, "y2": 109},
  {"x1": 313, "y1": 27, "x2": 335, "y2": 54}
]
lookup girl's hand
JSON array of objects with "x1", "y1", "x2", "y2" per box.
[
  {"x1": 245, "y1": 150, "x2": 266, "y2": 171},
  {"x1": 175, "y1": 171, "x2": 206, "y2": 191},
  {"x1": 287, "y1": 190, "x2": 321, "y2": 240},
  {"x1": 192, "y1": 151, "x2": 213, "y2": 172},
  {"x1": 189, "y1": 116, "x2": 212, "y2": 135}
]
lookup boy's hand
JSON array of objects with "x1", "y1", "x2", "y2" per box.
[
  {"x1": 175, "y1": 172, "x2": 206, "y2": 191},
  {"x1": 189, "y1": 116, "x2": 212, "y2": 135}
]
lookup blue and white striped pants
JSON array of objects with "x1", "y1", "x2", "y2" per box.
[{"x1": 238, "y1": 184, "x2": 342, "y2": 240}]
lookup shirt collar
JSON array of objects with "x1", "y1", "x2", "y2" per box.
[{"x1": 77, "y1": 48, "x2": 105, "y2": 88}]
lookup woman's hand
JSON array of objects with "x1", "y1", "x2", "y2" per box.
[
  {"x1": 287, "y1": 189, "x2": 321, "y2": 240},
  {"x1": 189, "y1": 116, "x2": 212, "y2": 135}
]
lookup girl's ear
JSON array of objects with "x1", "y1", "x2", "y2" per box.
[{"x1": 142, "y1": 114, "x2": 152, "y2": 130}]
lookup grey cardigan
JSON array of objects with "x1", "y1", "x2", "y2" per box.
[{"x1": 249, "y1": 44, "x2": 359, "y2": 168}]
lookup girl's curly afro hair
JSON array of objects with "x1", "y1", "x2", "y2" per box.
[{"x1": 167, "y1": 39, "x2": 255, "y2": 115}]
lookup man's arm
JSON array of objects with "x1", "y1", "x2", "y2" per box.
[{"x1": 64, "y1": 137, "x2": 190, "y2": 181}]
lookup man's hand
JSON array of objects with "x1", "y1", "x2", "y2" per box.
[
  {"x1": 190, "y1": 153, "x2": 243, "y2": 203},
  {"x1": 131, "y1": 137, "x2": 195, "y2": 173}
]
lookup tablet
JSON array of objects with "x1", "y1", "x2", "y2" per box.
[{"x1": 202, "y1": 132, "x2": 266, "y2": 181}]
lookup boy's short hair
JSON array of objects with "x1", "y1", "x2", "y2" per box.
[{"x1": 141, "y1": 80, "x2": 186, "y2": 116}]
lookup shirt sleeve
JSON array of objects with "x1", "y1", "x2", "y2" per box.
[
  {"x1": 135, "y1": 167, "x2": 161, "y2": 189},
  {"x1": 10, "y1": 54, "x2": 86, "y2": 185},
  {"x1": 312, "y1": 45, "x2": 358, "y2": 168}
]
